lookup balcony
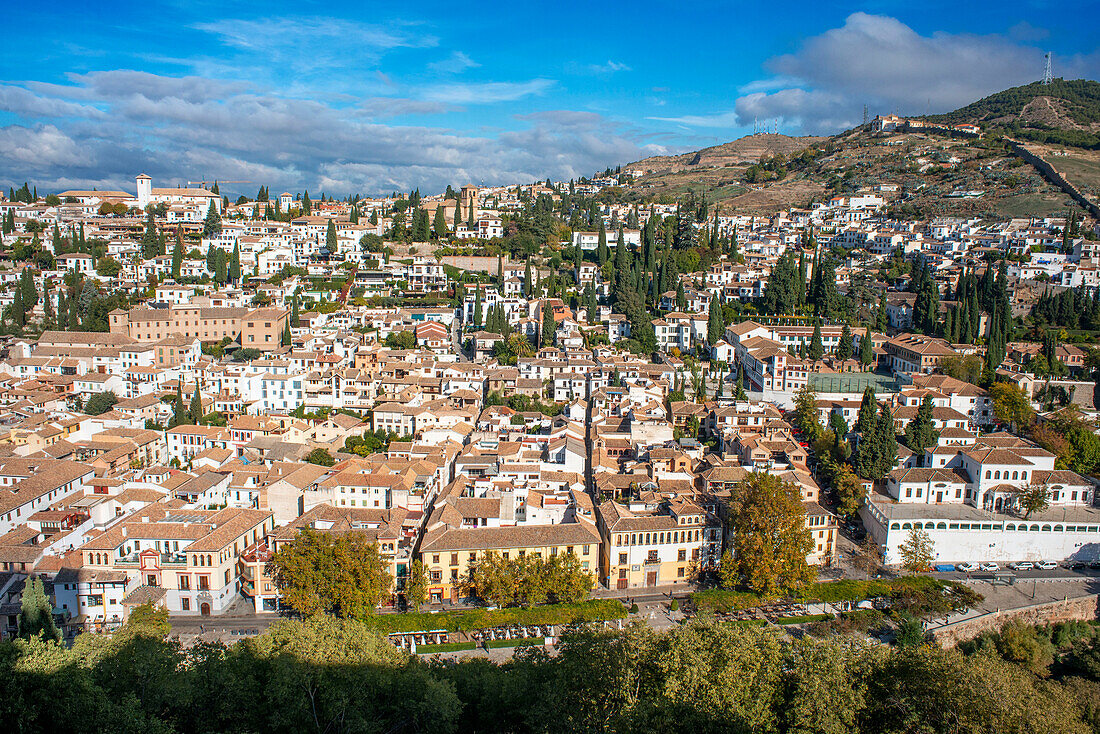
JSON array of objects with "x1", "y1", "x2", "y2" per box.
[{"x1": 116, "y1": 551, "x2": 188, "y2": 567}]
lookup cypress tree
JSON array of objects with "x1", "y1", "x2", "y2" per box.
[
  {"x1": 281, "y1": 320, "x2": 292, "y2": 346},
  {"x1": 874, "y1": 403, "x2": 898, "y2": 478},
  {"x1": 876, "y1": 291, "x2": 888, "y2": 332},
  {"x1": 860, "y1": 326, "x2": 874, "y2": 369},
  {"x1": 856, "y1": 387, "x2": 877, "y2": 434},
  {"x1": 189, "y1": 384, "x2": 203, "y2": 424},
  {"x1": 230, "y1": 243, "x2": 241, "y2": 283},
  {"x1": 808, "y1": 320, "x2": 824, "y2": 361},
  {"x1": 542, "y1": 301, "x2": 555, "y2": 347},
  {"x1": 707, "y1": 295, "x2": 724, "y2": 345},
  {"x1": 904, "y1": 396, "x2": 939, "y2": 455},
  {"x1": 171, "y1": 230, "x2": 183, "y2": 280},
  {"x1": 170, "y1": 382, "x2": 185, "y2": 427},
  {"x1": 597, "y1": 220, "x2": 609, "y2": 267},
  {"x1": 473, "y1": 288, "x2": 483, "y2": 328},
  {"x1": 18, "y1": 576, "x2": 59, "y2": 641},
  {"x1": 433, "y1": 206, "x2": 447, "y2": 238},
  {"x1": 836, "y1": 322, "x2": 853, "y2": 360},
  {"x1": 524, "y1": 259, "x2": 532, "y2": 297}
]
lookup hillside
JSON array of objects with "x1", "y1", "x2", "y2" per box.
[
  {"x1": 627, "y1": 134, "x2": 827, "y2": 175},
  {"x1": 925, "y1": 79, "x2": 1100, "y2": 131}
]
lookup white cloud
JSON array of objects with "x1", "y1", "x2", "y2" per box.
[
  {"x1": 0, "y1": 124, "x2": 83, "y2": 167},
  {"x1": 0, "y1": 72, "x2": 658, "y2": 196},
  {"x1": 428, "y1": 51, "x2": 480, "y2": 74},
  {"x1": 652, "y1": 13, "x2": 1100, "y2": 137},
  {"x1": 421, "y1": 78, "x2": 555, "y2": 104}
]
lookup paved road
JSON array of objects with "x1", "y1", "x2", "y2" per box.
[{"x1": 930, "y1": 567, "x2": 1100, "y2": 583}]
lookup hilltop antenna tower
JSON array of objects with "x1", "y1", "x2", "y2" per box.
[
  {"x1": 754, "y1": 117, "x2": 758, "y2": 135},
  {"x1": 774, "y1": 118, "x2": 779, "y2": 135},
  {"x1": 1043, "y1": 53, "x2": 1053, "y2": 85},
  {"x1": 863, "y1": 105, "x2": 868, "y2": 127}
]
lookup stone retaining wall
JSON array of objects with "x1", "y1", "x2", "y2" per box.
[
  {"x1": 1008, "y1": 140, "x2": 1100, "y2": 219},
  {"x1": 931, "y1": 593, "x2": 1100, "y2": 647}
]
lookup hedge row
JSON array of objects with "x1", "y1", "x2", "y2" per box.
[
  {"x1": 362, "y1": 599, "x2": 627, "y2": 634},
  {"x1": 692, "y1": 576, "x2": 946, "y2": 611}
]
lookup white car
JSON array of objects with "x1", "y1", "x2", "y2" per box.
[
  {"x1": 979, "y1": 562, "x2": 1000, "y2": 572},
  {"x1": 1008, "y1": 561, "x2": 1034, "y2": 571},
  {"x1": 957, "y1": 562, "x2": 979, "y2": 572},
  {"x1": 1036, "y1": 560, "x2": 1058, "y2": 570}
]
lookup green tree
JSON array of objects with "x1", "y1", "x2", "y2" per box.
[
  {"x1": 281, "y1": 320, "x2": 292, "y2": 346},
  {"x1": 268, "y1": 529, "x2": 392, "y2": 616},
  {"x1": 325, "y1": 219, "x2": 337, "y2": 251},
  {"x1": 171, "y1": 230, "x2": 183, "y2": 280},
  {"x1": 707, "y1": 294, "x2": 725, "y2": 345},
  {"x1": 202, "y1": 201, "x2": 221, "y2": 238},
  {"x1": 990, "y1": 381, "x2": 1034, "y2": 431},
  {"x1": 404, "y1": 559, "x2": 428, "y2": 612},
  {"x1": 95, "y1": 256, "x2": 122, "y2": 277},
  {"x1": 541, "y1": 301, "x2": 555, "y2": 348},
  {"x1": 473, "y1": 287, "x2": 483, "y2": 328},
  {"x1": 18, "y1": 576, "x2": 60, "y2": 641},
  {"x1": 903, "y1": 396, "x2": 939, "y2": 454},
  {"x1": 727, "y1": 472, "x2": 815, "y2": 595},
  {"x1": 898, "y1": 526, "x2": 935, "y2": 573},
  {"x1": 188, "y1": 384, "x2": 202, "y2": 424},
  {"x1": 833, "y1": 464, "x2": 868, "y2": 517},
  {"x1": 859, "y1": 327, "x2": 874, "y2": 369},
  {"x1": 432, "y1": 206, "x2": 448, "y2": 238},
  {"x1": 230, "y1": 242, "x2": 241, "y2": 283},
  {"x1": 808, "y1": 320, "x2": 824, "y2": 361},
  {"x1": 836, "y1": 323, "x2": 853, "y2": 360},
  {"x1": 84, "y1": 391, "x2": 119, "y2": 415},
  {"x1": 307, "y1": 448, "x2": 335, "y2": 466},
  {"x1": 1015, "y1": 484, "x2": 1051, "y2": 519}
]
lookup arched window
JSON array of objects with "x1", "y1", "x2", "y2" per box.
[
  {"x1": 986, "y1": 470, "x2": 991, "y2": 479},
  {"x1": 1030, "y1": 524, "x2": 1040, "y2": 531},
  {"x1": 1042, "y1": 525, "x2": 1052, "y2": 532},
  {"x1": 994, "y1": 471, "x2": 1000, "y2": 480},
  {"x1": 1021, "y1": 471, "x2": 1027, "y2": 480},
  {"x1": 902, "y1": 523, "x2": 912, "y2": 530},
  {"x1": 1006, "y1": 524, "x2": 1016, "y2": 531},
  {"x1": 1012, "y1": 471, "x2": 1018, "y2": 480},
  {"x1": 1054, "y1": 525, "x2": 1064, "y2": 532},
  {"x1": 937, "y1": 522, "x2": 947, "y2": 529},
  {"x1": 891, "y1": 522, "x2": 901, "y2": 530}
]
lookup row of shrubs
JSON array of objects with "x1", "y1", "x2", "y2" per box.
[
  {"x1": 690, "y1": 575, "x2": 953, "y2": 613},
  {"x1": 363, "y1": 599, "x2": 627, "y2": 634}
]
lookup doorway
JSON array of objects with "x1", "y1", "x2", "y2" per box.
[
  {"x1": 199, "y1": 602, "x2": 210, "y2": 616},
  {"x1": 646, "y1": 571, "x2": 658, "y2": 587}
]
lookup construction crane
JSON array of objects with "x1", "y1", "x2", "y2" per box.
[{"x1": 185, "y1": 179, "x2": 254, "y2": 188}]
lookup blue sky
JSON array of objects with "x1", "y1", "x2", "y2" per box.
[{"x1": 2, "y1": 0, "x2": 1098, "y2": 196}]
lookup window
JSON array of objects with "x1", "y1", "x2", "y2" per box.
[
  {"x1": 619, "y1": 553, "x2": 627, "y2": 564},
  {"x1": 181, "y1": 597, "x2": 190, "y2": 611},
  {"x1": 198, "y1": 576, "x2": 209, "y2": 591},
  {"x1": 179, "y1": 575, "x2": 190, "y2": 591},
  {"x1": 678, "y1": 549, "x2": 687, "y2": 562},
  {"x1": 450, "y1": 553, "x2": 458, "y2": 566},
  {"x1": 432, "y1": 554, "x2": 439, "y2": 564}
]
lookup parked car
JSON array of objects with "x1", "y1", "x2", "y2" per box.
[
  {"x1": 1066, "y1": 561, "x2": 1088, "y2": 570},
  {"x1": 933, "y1": 564, "x2": 956, "y2": 572},
  {"x1": 1036, "y1": 560, "x2": 1058, "y2": 570},
  {"x1": 1089, "y1": 560, "x2": 1100, "y2": 570},
  {"x1": 979, "y1": 562, "x2": 1000, "y2": 571},
  {"x1": 1008, "y1": 561, "x2": 1034, "y2": 571},
  {"x1": 957, "y1": 562, "x2": 979, "y2": 572}
]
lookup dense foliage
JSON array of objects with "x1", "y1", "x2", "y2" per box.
[{"x1": 6, "y1": 612, "x2": 1100, "y2": 734}]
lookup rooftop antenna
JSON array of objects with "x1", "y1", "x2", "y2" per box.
[{"x1": 1043, "y1": 52, "x2": 1053, "y2": 85}]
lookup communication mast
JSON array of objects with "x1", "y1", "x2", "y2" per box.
[{"x1": 1043, "y1": 53, "x2": 1053, "y2": 85}]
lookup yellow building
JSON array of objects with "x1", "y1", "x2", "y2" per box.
[
  {"x1": 597, "y1": 497, "x2": 722, "y2": 589},
  {"x1": 418, "y1": 514, "x2": 600, "y2": 604}
]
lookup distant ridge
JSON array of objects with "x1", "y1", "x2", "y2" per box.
[
  {"x1": 924, "y1": 79, "x2": 1100, "y2": 132},
  {"x1": 626, "y1": 133, "x2": 827, "y2": 175}
]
